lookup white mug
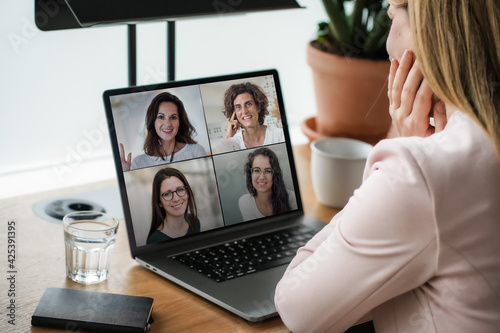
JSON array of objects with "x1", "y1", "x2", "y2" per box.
[{"x1": 311, "y1": 138, "x2": 373, "y2": 208}]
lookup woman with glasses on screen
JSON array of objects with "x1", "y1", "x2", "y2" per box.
[
  {"x1": 238, "y1": 148, "x2": 297, "y2": 221},
  {"x1": 120, "y1": 92, "x2": 207, "y2": 171},
  {"x1": 147, "y1": 168, "x2": 200, "y2": 244}
]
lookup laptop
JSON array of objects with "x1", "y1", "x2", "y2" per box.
[{"x1": 103, "y1": 69, "x2": 326, "y2": 322}]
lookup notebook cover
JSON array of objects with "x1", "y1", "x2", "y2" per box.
[{"x1": 31, "y1": 288, "x2": 154, "y2": 333}]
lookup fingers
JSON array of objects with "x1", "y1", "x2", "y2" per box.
[
  {"x1": 120, "y1": 143, "x2": 131, "y2": 162},
  {"x1": 230, "y1": 111, "x2": 240, "y2": 130},
  {"x1": 411, "y1": 78, "x2": 434, "y2": 124},
  {"x1": 433, "y1": 100, "x2": 447, "y2": 132},
  {"x1": 390, "y1": 50, "x2": 414, "y2": 112},
  {"x1": 225, "y1": 112, "x2": 239, "y2": 138},
  {"x1": 119, "y1": 143, "x2": 132, "y2": 171},
  {"x1": 388, "y1": 58, "x2": 398, "y2": 104},
  {"x1": 389, "y1": 50, "x2": 443, "y2": 138},
  {"x1": 231, "y1": 112, "x2": 238, "y2": 129},
  {"x1": 399, "y1": 58, "x2": 424, "y2": 118},
  {"x1": 120, "y1": 143, "x2": 125, "y2": 161}
]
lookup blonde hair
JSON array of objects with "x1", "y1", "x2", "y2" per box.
[{"x1": 389, "y1": 0, "x2": 500, "y2": 156}]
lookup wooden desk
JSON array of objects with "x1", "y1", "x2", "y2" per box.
[{"x1": 0, "y1": 144, "x2": 369, "y2": 332}]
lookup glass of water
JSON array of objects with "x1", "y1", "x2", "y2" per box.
[{"x1": 63, "y1": 211, "x2": 119, "y2": 284}]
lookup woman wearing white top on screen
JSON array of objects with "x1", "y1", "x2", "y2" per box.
[
  {"x1": 238, "y1": 147, "x2": 297, "y2": 221},
  {"x1": 120, "y1": 92, "x2": 207, "y2": 171},
  {"x1": 216, "y1": 82, "x2": 284, "y2": 153}
]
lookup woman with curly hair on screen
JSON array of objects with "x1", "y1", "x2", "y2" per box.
[{"x1": 215, "y1": 82, "x2": 285, "y2": 153}]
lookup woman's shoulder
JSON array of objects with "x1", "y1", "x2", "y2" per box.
[
  {"x1": 185, "y1": 142, "x2": 206, "y2": 151},
  {"x1": 131, "y1": 153, "x2": 156, "y2": 169},
  {"x1": 366, "y1": 136, "x2": 433, "y2": 183},
  {"x1": 238, "y1": 193, "x2": 254, "y2": 206},
  {"x1": 265, "y1": 124, "x2": 284, "y2": 135},
  {"x1": 264, "y1": 125, "x2": 285, "y2": 143},
  {"x1": 132, "y1": 153, "x2": 148, "y2": 162},
  {"x1": 365, "y1": 111, "x2": 500, "y2": 196},
  {"x1": 178, "y1": 143, "x2": 207, "y2": 156},
  {"x1": 212, "y1": 137, "x2": 241, "y2": 154},
  {"x1": 370, "y1": 112, "x2": 492, "y2": 171},
  {"x1": 239, "y1": 193, "x2": 253, "y2": 201}
]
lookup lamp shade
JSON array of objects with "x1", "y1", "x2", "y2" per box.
[{"x1": 35, "y1": 0, "x2": 303, "y2": 31}]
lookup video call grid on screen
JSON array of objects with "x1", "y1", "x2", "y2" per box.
[{"x1": 108, "y1": 74, "x2": 299, "y2": 248}]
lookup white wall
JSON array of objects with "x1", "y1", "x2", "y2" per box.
[{"x1": 0, "y1": 0, "x2": 327, "y2": 199}]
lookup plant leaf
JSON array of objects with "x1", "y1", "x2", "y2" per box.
[
  {"x1": 363, "y1": 6, "x2": 390, "y2": 56},
  {"x1": 322, "y1": 0, "x2": 352, "y2": 43}
]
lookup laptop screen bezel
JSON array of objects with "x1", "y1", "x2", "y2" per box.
[{"x1": 103, "y1": 69, "x2": 304, "y2": 258}]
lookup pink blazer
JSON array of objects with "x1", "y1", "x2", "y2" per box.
[{"x1": 275, "y1": 111, "x2": 500, "y2": 332}]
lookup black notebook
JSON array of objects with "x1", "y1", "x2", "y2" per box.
[{"x1": 31, "y1": 288, "x2": 154, "y2": 333}]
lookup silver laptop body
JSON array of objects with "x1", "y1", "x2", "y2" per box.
[{"x1": 103, "y1": 69, "x2": 325, "y2": 322}]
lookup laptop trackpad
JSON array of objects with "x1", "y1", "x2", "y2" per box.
[{"x1": 208, "y1": 265, "x2": 287, "y2": 322}]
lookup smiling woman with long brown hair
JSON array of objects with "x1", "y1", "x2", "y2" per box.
[
  {"x1": 238, "y1": 147, "x2": 297, "y2": 221},
  {"x1": 120, "y1": 92, "x2": 207, "y2": 171}
]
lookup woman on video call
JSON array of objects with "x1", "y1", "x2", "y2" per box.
[
  {"x1": 120, "y1": 92, "x2": 207, "y2": 171},
  {"x1": 238, "y1": 147, "x2": 297, "y2": 221},
  {"x1": 275, "y1": 1, "x2": 500, "y2": 332},
  {"x1": 147, "y1": 168, "x2": 200, "y2": 244},
  {"x1": 217, "y1": 82, "x2": 284, "y2": 152}
]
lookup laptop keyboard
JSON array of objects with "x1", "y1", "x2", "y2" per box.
[{"x1": 170, "y1": 226, "x2": 316, "y2": 282}]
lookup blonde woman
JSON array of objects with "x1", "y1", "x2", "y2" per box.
[{"x1": 275, "y1": 1, "x2": 500, "y2": 332}]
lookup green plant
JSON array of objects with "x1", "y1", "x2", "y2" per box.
[{"x1": 316, "y1": 0, "x2": 390, "y2": 60}]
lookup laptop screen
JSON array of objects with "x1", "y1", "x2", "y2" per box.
[{"x1": 104, "y1": 70, "x2": 301, "y2": 249}]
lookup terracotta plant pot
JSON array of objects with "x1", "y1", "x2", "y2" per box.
[
  {"x1": 306, "y1": 42, "x2": 391, "y2": 145},
  {"x1": 300, "y1": 116, "x2": 329, "y2": 142}
]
